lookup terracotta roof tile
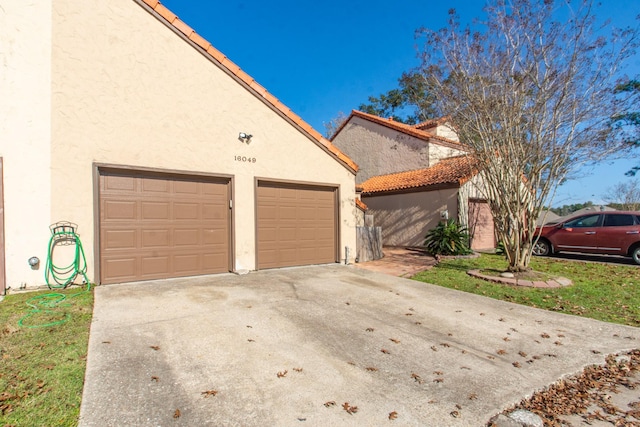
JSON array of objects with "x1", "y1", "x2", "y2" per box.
[
  {"x1": 360, "y1": 155, "x2": 478, "y2": 195},
  {"x1": 137, "y1": 0, "x2": 358, "y2": 173},
  {"x1": 413, "y1": 116, "x2": 448, "y2": 130},
  {"x1": 356, "y1": 198, "x2": 368, "y2": 211},
  {"x1": 334, "y1": 110, "x2": 464, "y2": 151}
]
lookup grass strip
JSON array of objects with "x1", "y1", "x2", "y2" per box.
[{"x1": 0, "y1": 287, "x2": 93, "y2": 426}]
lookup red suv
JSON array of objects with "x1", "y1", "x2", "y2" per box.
[{"x1": 533, "y1": 211, "x2": 640, "y2": 264}]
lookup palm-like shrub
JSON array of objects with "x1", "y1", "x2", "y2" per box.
[{"x1": 424, "y1": 219, "x2": 471, "y2": 256}]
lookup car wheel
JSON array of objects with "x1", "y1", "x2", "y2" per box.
[
  {"x1": 532, "y1": 239, "x2": 551, "y2": 256},
  {"x1": 632, "y1": 246, "x2": 640, "y2": 265}
]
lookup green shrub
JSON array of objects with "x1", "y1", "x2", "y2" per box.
[{"x1": 424, "y1": 219, "x2": 472, "y2": 256}]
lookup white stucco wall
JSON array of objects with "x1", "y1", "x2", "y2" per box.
[
  {"x1": 0, "y1": 1, "x2": 53, "y2": 288},
  {"x1": 428, "y1": 144, "x2": 466, "y2": 167},
  {"x1": 363, "y1": 188, "x2": 459, "y2": 247},
  {"x1": 2, "y1": 0, "x2": 357, "y2": 287}
]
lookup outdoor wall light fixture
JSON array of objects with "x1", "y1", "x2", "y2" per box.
[
  {"x1": 238, "y1": 132, "x2": 253, "y2": 143},
  {"x1": 28, "y1": 256, "x2": 40, "y2": 268}
]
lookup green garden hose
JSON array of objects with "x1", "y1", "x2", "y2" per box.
[
  {"x1": 16, "y1": 223, "x2": 93, "y2": 328},
  {"x1": 44, "y1": 222, "x2": 90, "y2": 289}
]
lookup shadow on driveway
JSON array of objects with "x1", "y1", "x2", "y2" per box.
[{"x1": 79, "y1": 265, "x2": 639, "y2": 426}]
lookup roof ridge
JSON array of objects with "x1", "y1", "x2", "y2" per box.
[
  {"x1": 345, "y1": 110, "x2": 465, "y2": 150},
  {"x1": 137, "y1": 0, "x2": 357, "y2": 173}
]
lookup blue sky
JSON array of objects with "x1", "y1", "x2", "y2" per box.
[{"x1": 160, "y1": 0, "x2": 639, "y2": 207}]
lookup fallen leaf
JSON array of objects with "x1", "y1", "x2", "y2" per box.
[
  {"x1": 342, "y1": 402, "x2": 358, "y2": 414},
  {"x1": 451, "y1": 410, "x2": 460, "y2": 417},
  {"x1": 411, "y1": 373, "x2": 424, "y2": 384},
  {"x1": 201, "y1": 390, "x2": 218, "y2": 397},
  {"x1": 173, "y1": 409, "x2": 181, "y2": 418},
  {"x1": 497, "y1": 349, "x2": 507, "y2": 355},
  {"x1": 324, "y1": 401, "x2": 336, "y2": 407},
  {"x1": 389, "y1": 338, "x2": 400, "y2": 344},
  {"x1": 277, "y1": 370, "x2": 288, "y2": 378},
  {"x1": 468, "y1": 393, "x2": 478, "y2": 400},
  {"x1": 293, "y1": 368, "x2": 303, "y2": 372},
  {"x1": 365, "y1": 328, "x2": 374, "y2": 332},
  {"x1": 389, "y1": 411, "x2": 398, "y2": 420},
  {"x1": 151, "y1": 376, "x2": 159, "y2": 382},
  {"x1": 513, "y1": 362, "x2": 521, "y2": 368},
  {"x1": 381, "y1": 349, "x2": 390, "y2": 354},
  {"x1": 541, "y1": 333, "x2": 551, "y2": 339},
  {"x1": 150, "y1": 346, "x2": 160, "y2": 351},
  {"x1": 366, "y1": 367, "x2": 378, "y2": 372},
  {"x1": 518, "y1": 351, "x2": 528, "y2": 358}
]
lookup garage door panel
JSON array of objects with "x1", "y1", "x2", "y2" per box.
[
  {"x1": 174, "y1": 254, "x2": 199, "y2": 272},
  {"x1": 257, "y1": 182, "x2": 337, "y2": 269},
  {"x1": 203, "y1": 203, "x2": 227, "y2": 220},
  {"x1": 174, "y1": 229, "x2": 199, "y2": 246},
  {"x1": 104, "y1": 229, "x2": 137, "y2": 250},
  {"x1": 100, "y1": 171, "x2": 230, "y2": 284},
  {"x1": 174, "y1": 203, "x2": 199, "y2": 220},
  {"x1": 102, "y1": 258, "x2": 137, "y2": 280},
  {"x1": 141, "y1": 255, "x2": 170, "y2": 275},
  {"x1": 103, "y1": 174, "x2": 136, "y2": 191},
  {"x1": 141, "y1": 202, "x2": 170, "y2": 220},
  {"x1": 103, "y1": 200, "x2": 136, "y2": 220},
  {"x1": 174, "y1": 180, "x2": 199, "y2": 194},
  {"x1": 141, "y1": 177, "x2": 170, "y2": 193}
]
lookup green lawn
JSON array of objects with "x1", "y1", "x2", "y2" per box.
[
  {"x1": 412, "y1": 254, "x2": 640, "y2": 327},
  {"x1": 0, "y1": 287, "x2": 93, "y2": 427}
]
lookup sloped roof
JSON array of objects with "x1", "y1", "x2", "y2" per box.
[
  {"x1": 413, "y1": 116, "x2": 448, "y2": 130},
  {"x1": 137, "y1": 0, "x2": 357, "y2": 173},
  {"x1": 332, "y1": 110, "x2": 465, "y2": 151},
  {"x1": 360, "y1": 155, "x2": 478, "y2": 195},
  {"x1": 355, "y1": 198, "x2": 368, "y2": 211}
]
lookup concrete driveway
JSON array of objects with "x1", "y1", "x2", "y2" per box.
[{"x1": 79, "y1": 265, "x2": 639, "y2": 426}]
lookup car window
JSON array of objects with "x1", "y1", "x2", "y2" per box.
[
  {"x1": 564, "y1": 214, "x2": 600, "y2": 228},
  {"x1": 604, "y1": 214, "x2": 635, "y2": 227}
]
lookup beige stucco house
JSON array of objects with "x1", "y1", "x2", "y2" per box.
[
  {"x1": 332, "y1": 111, "x2": 495, "y2": 250},
  {"x1": 0, "y1": 0, "x2": 360, "y2": 291}
]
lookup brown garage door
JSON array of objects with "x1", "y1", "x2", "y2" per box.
[
  {"x1": 99, "y1": 170, "x2": 231, "y2": 284},
  {"x1": 256, "y1": 181, "x2": 337, "y2": 269}
]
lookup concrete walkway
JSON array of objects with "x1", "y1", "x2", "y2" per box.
[{"x1": 79, "y1": 265, "x2": 639, "y2": 426}]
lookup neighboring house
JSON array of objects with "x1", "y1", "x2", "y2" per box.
[
  {"x1": 0, "y1": 0, "x2": 360, "y2": 290},
  {"x1": 332, "y1": 111, "x2": 495, "y2": 250},
  {"x1": 536, "y1": 210, "x2": 561, "y2": 226},
  {"x1": 331, "y1": 111, "x2": 467, "y2": 184}
]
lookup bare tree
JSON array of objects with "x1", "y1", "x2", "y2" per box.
[
  {"x1": 603, "y1": 180, "x2": 640, "y2": 211},
  {"x1": 417, "y1": 0, "x2": 638, "y2": 271},
  {"x1": 323, "y1": 111, "x2": 348, "y2": 139}
]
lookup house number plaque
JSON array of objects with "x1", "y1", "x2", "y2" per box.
[{"x1": 234, "y1": 156, "x2": 256, "y2": 163}]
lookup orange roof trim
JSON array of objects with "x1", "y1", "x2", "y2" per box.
[
  {"x1": 332, "y1": 110, "x2": 464, "y2": 150},
  {"x1": 355, "y1": 198, "x2": 368, "y2": 211},
  {"x1": 360, "y1": 155, "x2": 478, "y2": 195},
  {"x1": 138, "y1": 0, "x2": 358, "y2": 173}
]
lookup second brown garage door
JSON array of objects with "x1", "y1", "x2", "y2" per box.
[
  {"x1": 99, "y1": 170, "x2": 231, "y2": 284},
  {"x1": 256, "y1": 181, "x2": 338, "y2": 269}
]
